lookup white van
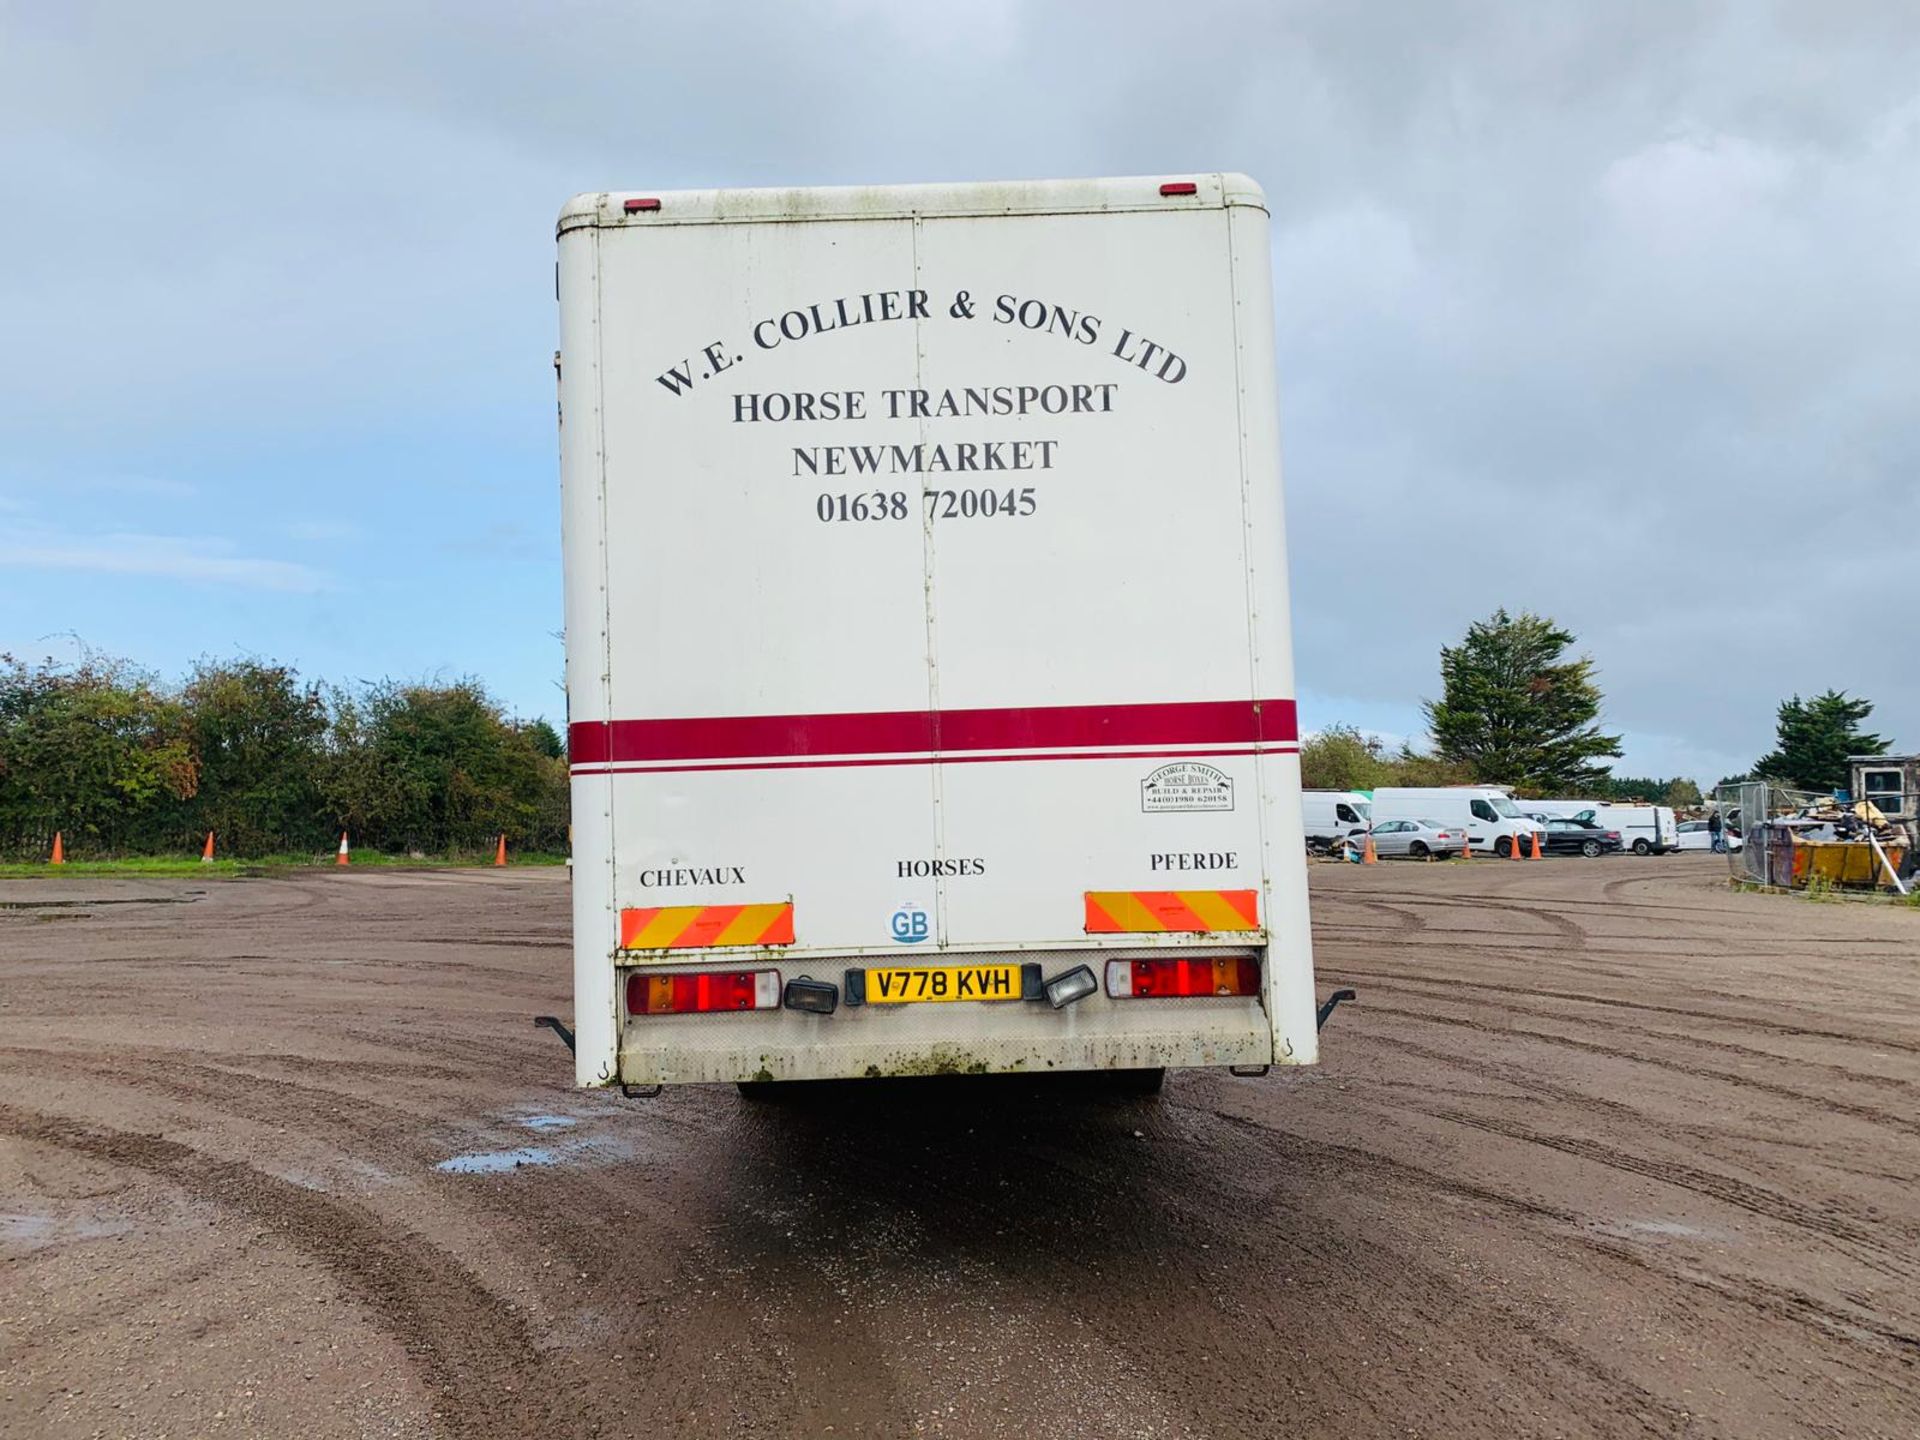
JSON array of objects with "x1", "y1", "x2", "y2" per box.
[
  {"x1": 1517, "y1": 800, "x2": 1677, "y2": 855},
  {"x1": 1301, "y1": 791, "x2": 1371, "y2": 852},
  {"x1": 1369, "y1": 787, "x2": 1543, "y2": 858}
]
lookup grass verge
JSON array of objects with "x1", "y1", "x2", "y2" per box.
[{"x1": 0, "y1": 852, "x2": 571, "y2": 879}]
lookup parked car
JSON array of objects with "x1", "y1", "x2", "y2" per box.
[
  {"x1": 1539, "y1": 817, "x2": 1623, "y2": 857},
  {"x1": 1520, "y1": 800, "x2": 1678, "y2": 854},
  {"x1": 1370, "y1": 787, "x2": 1543, "y2": 857},
  {"x1": 1676, "y1": 820, "x2": 1743, "y2": 852},
  {"x1": 1339, "y1": 818, "x2": 1464, "y2": 859}
]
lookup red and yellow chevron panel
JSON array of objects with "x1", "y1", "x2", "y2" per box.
[
  {"x1": 1084, "y1": 890, "x2": 1260, "y2": 934},
  {"x1": 619, "y1": 903, "x2": 795, "y2": 951}
]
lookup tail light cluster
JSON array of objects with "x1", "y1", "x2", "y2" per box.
[
  {"x1": 1106, "y1": 955, "x2": 1260, "y2": 999},
  {"x1": 627, "y1": 957, "x2": 1264, "y2": 1015},
  {"x1": 627, "y1": 969, "x2": 780, "y2": 1015}
]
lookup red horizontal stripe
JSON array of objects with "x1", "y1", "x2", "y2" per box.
[
  {"x1": 570, "y1": 699, "x2": 1296, "y2": 766},
  {"x1": 570, "y1": 743, "x2": 1297, "y2": 776}
]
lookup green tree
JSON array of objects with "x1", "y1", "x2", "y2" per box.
[
  {"x1": 522, "y1": 718, "x2": 565, "y2": 760},
  {"x1": 183, "y1": 659, "x2": 330, "y2": 855},
  {"x1": 1662, "y1": 778, "x2": 1704, "y2": 809},
  {"x1": 1300, "y1": 726, "x2": 1479, "y2": 790},
  {"x1": 1299, "y1": 725, "x2": 1388, "y2": 792},
  {"x1": 1424, "y1": 609, "x2": 1622, "y2": 792},
  {"x1": 1599, "y1": 775, "x2": 1658, "y2": 802},
  {"x1": 0, "y1": 653, "x2": 197, "y2": 855},
  {"x1": 1752, "y1": 690, "x2": 1885, "y2": 792},
  {"x1": 322, "y1": 680, "x2": 568, "y2": 854},
  {"x1": 1387, "y1": 742, "x2": 1478, "y2": 788}
]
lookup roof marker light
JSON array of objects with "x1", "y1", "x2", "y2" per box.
[
  {"x1": 624, "y1": 197, "x2": 662, "y2": 213},
  {"x1": 1159, "y1": 181, "x2": 1198, "y2": 196}
]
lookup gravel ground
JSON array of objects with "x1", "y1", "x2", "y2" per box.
[{"x1": 1, "y1": 856, "x2": 1916, "y2": 1439}]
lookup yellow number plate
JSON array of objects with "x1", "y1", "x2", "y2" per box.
[{"x1": 864, "y1": 964, "x2": 1022, "y2": 1005}]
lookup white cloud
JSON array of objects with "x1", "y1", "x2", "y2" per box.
[
  {"x1": 1598, "y1": 132, "x2": 1794, "y2": 255},
  {"x1": 0, "y1": 526, "x2": 327, "y2": 593},
  {"x1": 0, "y1": 1, "x2": 1915, "y2": 763}
]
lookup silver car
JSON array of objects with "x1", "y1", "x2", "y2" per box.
[
  {"x1": 1676, "y1": 819, "x2": 1742, "y2": 852},
  {"x1": 1341, "y1": 818, "x2": 1465, "y2": 859}
]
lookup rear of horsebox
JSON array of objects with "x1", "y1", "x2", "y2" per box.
[{"x1": 555, "y1": 175, "x2": 1319, "y2": 1089}]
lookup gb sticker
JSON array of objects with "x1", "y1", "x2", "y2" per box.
[{"x1": 889, "y1": 901, "x2": 931, "y2": 944}]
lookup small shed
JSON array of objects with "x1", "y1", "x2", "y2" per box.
[{"x1": 1850, "y1": 754, "x2": 1919, "y2": 833}]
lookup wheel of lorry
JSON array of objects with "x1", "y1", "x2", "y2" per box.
[
  {"x1": 1108, "y1": 1067, "x2": 1166, "y2": 1096},
  {"x1": 1581, "y1": 839, "x2": 1603, "y2": 858},
  {"x1": 1632, "y1": 838, "x2": 1652, "y2": 856},
  {"x1": 1496, "y1": 837, "x2": 1513, "y2": 858}
]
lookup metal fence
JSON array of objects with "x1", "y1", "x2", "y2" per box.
[{"x1": 1716, "y1": 780, "x2": 1915, "y2": 893}]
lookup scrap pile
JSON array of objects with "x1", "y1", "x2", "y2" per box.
[{"x1": 1754, "y1": 799, "x2": 1912, "y2": 893}]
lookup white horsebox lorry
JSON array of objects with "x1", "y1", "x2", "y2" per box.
[{"x1": 552, "y1": 175, "x2": 1340, "y2": 1094}]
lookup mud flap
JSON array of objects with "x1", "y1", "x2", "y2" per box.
[{"x1": 1315, "y1": 989, "x2": 1357, "y2": 1031}]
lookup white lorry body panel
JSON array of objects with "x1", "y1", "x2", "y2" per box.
[
  {"x1": 556, "y1": 175, "x2": 1316, "y2": 1088},
  {"x1": 1301, "y1": 791, "x2": 1371, "y2": 849},
  {"x1": 1368, "y1": 786, "x2": 1543, "y2": 854},
  {"x1": 1520, "y1": 800, "x2": 1677, "y2": 854}
]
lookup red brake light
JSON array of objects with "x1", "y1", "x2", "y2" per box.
[
  {"x1": 623, "y1": 197, "x2": 662, "y2": 213},
  {"x1": 626, "y1": 969, "x2": 780, "y2": 1015},
  {"x1": 1159, "y1": 181, "x2": 1198, "y2": 196},
  {"x1": 1106, "y1": 956, "x2": 1259, "y2": 998}
]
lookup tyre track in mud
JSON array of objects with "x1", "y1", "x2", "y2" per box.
[
  {"x1": 0, "y1": 1104, "x2": 562, "y2": 1440},
  {"x1": 1356, "y1": 1032, "x2": 1919, "y2": 1185},
  {"x1": 1322, "y1": 885, "x2": 1590, "y2": 941},
  {"x1": 1325, "y1": 962, "x2": 1920, "y2": 1057},
  {"x1": 1332, "y1": 973, "x2": 1920, "y2": 1098},
  {"x1": 0, "y1": 1046, "x2": 468, "y2": 1160},
  {"x1": 1196, "y1": 1102, "x2": 1920, "y2": 1372},
  {"x1": 7, "y1": 861, "x2": 1920, "y2": 1439},
  {"x1": 1344, "y1": 999, "x2": 1920, "y2": 1147},
  {"x1": 1404, "y1": 1100, "x2": 1888, "y2": 1250}
]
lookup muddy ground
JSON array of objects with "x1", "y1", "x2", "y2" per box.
[{"x1": 1, "y1": 857, "x2": 1916, "y2": 1439}]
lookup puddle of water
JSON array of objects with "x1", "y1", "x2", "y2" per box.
[
  {"x1": 437, "y1": 1147, "x2": 560, "y2": 1175},
  {"x1": 1596, "y1": 1218, "x2": 1729, "y2": 1242},
  {"x1": 435, "y1": 1134, "x2": 635, "y2": 1177},
  {"x1": 1, "y1": 1210, "x2": 134, "y2": 1250},
  {"x1": 520, "y1": 1114, "x2": 578, "y2": 1131},
  {"x1": 0, "y1": 1212, "x2": 52, "y2": 1244}
]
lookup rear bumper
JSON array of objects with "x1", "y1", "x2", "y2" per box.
[
  {"x1": 613, "y1": 948, "x2": 1295, "y2": 1084},
  {"x1": 617, "y1": 1016, "x2": 1276, "y2": 1085}
]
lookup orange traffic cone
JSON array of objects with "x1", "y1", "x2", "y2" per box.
[
  {"x1": 494, "y1": 833, "x2": 508, "y2": 867},
  {"x1": 1509, "y1": 832, "x2": 1522, "y2": 860},
  {"x1": 336, "y1": 831, "x2": 351, "y2": 867},
  {"x1": 1530, "y1": 829, "x2": 1544, "y2": 860},
  {"x1": 202, "y1": 831, "x2": 216, "y2": 864},
  {"x1": 50, "y1": 832, "x2": 64, "y2": 865},
  {"x1": 1460, "y1": 834, "x2": 1471, "y2": 860},
  {"x1": 1361, "y1": 832, "x2": 1378, "y2": 865}
]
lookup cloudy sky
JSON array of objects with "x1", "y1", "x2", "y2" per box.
[{"x1": 3, "y1": 1, "x2": 1914, "y2": 782}]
